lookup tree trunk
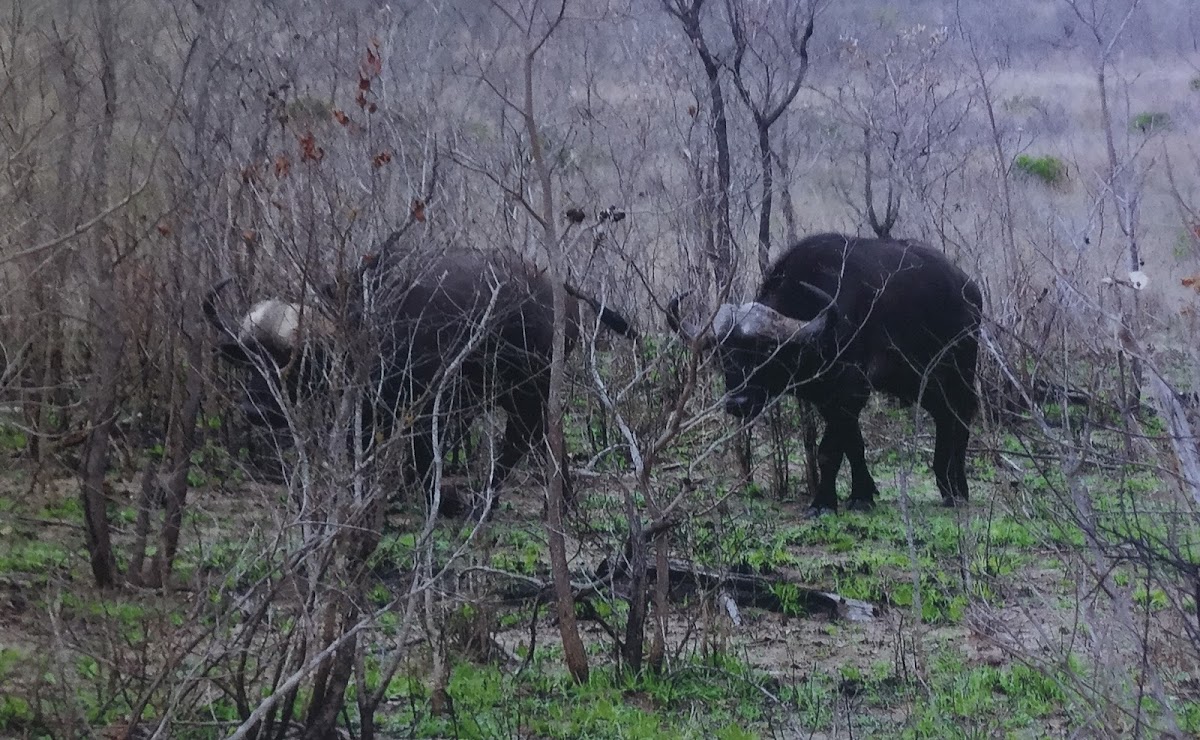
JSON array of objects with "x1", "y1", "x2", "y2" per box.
[
  {"x1": 149, "y1": 16, "x2": 214, "y2": 587},
  {"x1": 648, "y1": 530, "x2": 670, "y2": 672},
  {"x1": 622, "y1": 498, "x2": 649, "y2": 674},
  {"x1": 776, "y1": 129, "x2": 800, "y2": 246},
  {"x1": 704, "y1": 55, "x2": 734, "y2": 288},
  {"x1": 78, "y1": 0, "x2": 122, "y2": 588},
  {"x1": 521, "y1": 19, "x2": 589, "y2": 683},
  {"x1": 756, "y1": 122, "x2": 773, "y2": 275},
  {"x1": 32, "y1": 29, "x2": 84, "y2": 464},
  {"x1": 1096, "y1": 63, "x2": 1143, "y2": 411}
]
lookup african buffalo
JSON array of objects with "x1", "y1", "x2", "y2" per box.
[
  {"x1": 204, "y1": 247, "x2": 636, "y2": 516},
  {"x1": 669, "y1": 232, "x2": 982, "y2": 515}
]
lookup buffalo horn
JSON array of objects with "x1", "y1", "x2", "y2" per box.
[
  {"x1": 667, "y1": 290, "x2": 719, "y2": 349},
  {"x1": 734, "y1": 282, "x2": 838, "y2": 344},
  {"x1": 666, "y1": 290, "x2": 693, "y2": 337},
  {"x1": 732, "y1": 302, "x2": 824, "y2": 344},
  {"x1": 203, "y1": 277, "x2": 238, "y2": 338},
  {"x1": 795, "y1": 281, "x2": 838, "y2": 323}
]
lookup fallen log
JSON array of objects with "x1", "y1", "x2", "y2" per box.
[
  {"x1": 466, "y1": 559, "x2": 878, "y2": 623},
  {"x1": 659, "y1": 558, "x2": 877, "y2": 623}
]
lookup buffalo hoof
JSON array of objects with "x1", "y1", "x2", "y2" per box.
[
  {"x1": 846, "y1": 498, "x2": 875, "y2": 513},
  {"x1": 803, "y1": 505, "x2": 837, "y2": 519}
]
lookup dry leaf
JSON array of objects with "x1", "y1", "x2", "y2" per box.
[
  {"x1": 361, "y1": 45, "x2": 382, "y2": 79},
  {"x1": 274, "y1": 154, "x2": 291, "y2": 178},
  {"x1": 156, "y1": 223, "x2": 171, "y2": 237},
  {"x1": 411, "y1": 198, "x2": 426, "y2": 223},
  {"x1": 372, "y1": 150, "x2": 392, "y2": 168},
  {"x1": 1182, "y1": 274, "x2": 1200, "y2": 293},
  {"x1": 333, "y1": 109, "x2": 350, "y2": 126},
  {"x1": 298, "y1": 131, "x2": 324, "y2": 162}
]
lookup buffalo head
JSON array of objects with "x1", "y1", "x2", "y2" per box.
[
  {"x1": 667, "y1": 283, "x2": 838, "y2": 418},
  {"x1": 203, "y1": 278, "x2": 331, "y2": 428}
]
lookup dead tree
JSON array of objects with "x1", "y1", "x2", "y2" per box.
[
  {"x1": 725, "y1": 0, "x2": 817, "y2": 274},
  {"x1": 77, "y1": 0, "x2": 122, "y2": 587},
  {"x1": 488, "y1": 0, "x2": 590, "y2": 685},
  {"x1": 662, "y1": 0, "x2": 735, "y2": 289}
]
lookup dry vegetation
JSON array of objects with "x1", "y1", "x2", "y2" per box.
[{"x1": 2, "y1": 0, "x2": 1200, "y2": 737}]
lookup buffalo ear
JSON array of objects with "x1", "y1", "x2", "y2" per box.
[{"x1": 217, "y1": 340, "x2": 253, "y2": 366}]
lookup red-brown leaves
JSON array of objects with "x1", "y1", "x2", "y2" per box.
[
  {"x1": 333, "y1": 109, "x2": 350, "y2": 126},
  {"x1": 372, "y1": 150, "x2": 392, "y2": 168},
  {"x1": 274, "y1": 154, "x2": 291, "y2": 178},
  {"x1": 298, "y1": 131, "x2": 324, "y2": 162},
  {"x1": 1183, "y1": 274, "x2": 1200, "y2": 293},
  {"x1": 411, "y1": 198, "x2": 426, "y2": 223},
  {"x1": 156, "y1": 222, "x2": 172, "y2": 237},
  {"x1": 362, "y1": 47, "x2": 381, "y2": 80},
  {"x1": 357, "y1": 39, "x2": 382, "y2": 114}
]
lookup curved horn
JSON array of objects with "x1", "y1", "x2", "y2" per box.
[
  {"x1": 203, "y1": 277, "x2": 237, "y2": 338},
  {"x1": 735, "y1": 282, "x2": 840, "y2": 344},
  {"x1": 735, "y1": 302, "x2": 826, "y2": 345},
  {"x1": 796, "y1": 281, "x2": 839, "y2": 323},
  {"x1": 666, "y1": 290, "x2": 694, "y2": 337},
  {"x1": 666, "y1": 289, "x2": 720, "y2": 349}
]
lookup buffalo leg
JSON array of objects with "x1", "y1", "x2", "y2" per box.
[
  {"x1": 806, "y1": 392, "x2": 877, "y2": 515},
  {"x1": 811, "y1": 404, "x2": 854, "y2": 513},
  {"x1": 931, "y1": 408, "x2": 972, "y2": 505},
  {"x1": 827, "y1": 406, "x2": 878, "y2": 512},
  {"x1": 810, "y1": 423, "x2": 843, "y2": 515},
  {"x1": 403, "y1": 413, "x2": 474, "y2": 518},
  {"x1": 489, "y1": 389, "x2": 548, "y2": 506},
  {"x1": 925, "y1": 363, "x2": 976, "y2": 506},
  {"x1": 495, "y1": 387, "x2": 577, "y2": 517}
]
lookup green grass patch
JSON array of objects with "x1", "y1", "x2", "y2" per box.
[
  {"x1": 0, "y1": 537, "x2": 73, "y2": 576},
  {"x1": 1014, "y1": 154, "x2": 1068, "y2": 186},
  {"x1": 904, "y1": 652, "x2": 1067, "y2": 738},
  {"x1": 0, "y1": 423, "x2": 27, "y2": 451},
  {"x1": 1131, "y1": 111, "x2": 1171, "y2": 133},
  {"x1": 380, "y1": 655, "x2": 783, "y2": 738}
]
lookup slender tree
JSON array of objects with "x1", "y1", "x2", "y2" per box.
[
  {"x1": 77, "y1": 0, "x2": 123, "y2": 587},
  {"x1": 662, "y1": 0, "x2": 735, "y2": 289},
  {"x1": 725, "y1": 0, "x2": 817, "y2": 274},
  {"x1": 489, "y1": 0, "x2": 590, "y2": 683}
]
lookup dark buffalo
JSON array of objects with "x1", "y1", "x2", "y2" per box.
[
  {"x1": 204, "y1": 248, "x2": 636, "y2": 516},
  {"x1": 669, "y1": 232, "x2": 982, "y2": 515}
]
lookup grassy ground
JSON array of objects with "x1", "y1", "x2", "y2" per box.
[{"x1": 4, "y1": 396, "x2": 1199, "y2": 738}]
